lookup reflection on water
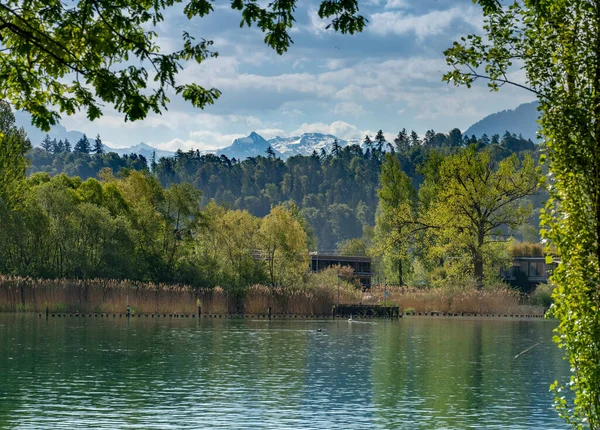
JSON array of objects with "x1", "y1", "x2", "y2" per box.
[{"x1": 0, "y1": 315, "x2": 568, "y2": 429}]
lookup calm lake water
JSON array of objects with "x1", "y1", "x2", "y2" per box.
[{"x1": 0, "y1": 314, "x2": 569, "y2": 429}]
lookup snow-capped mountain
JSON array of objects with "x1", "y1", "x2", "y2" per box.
[
  {"x1": 269, "y1": 133, "x2": 348, "y2": 158},
  {"x1": 217, "y1": 132, "x2": 282, "y2": 160}
]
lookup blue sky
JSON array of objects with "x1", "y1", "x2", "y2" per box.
[{"x1": 59, "y1": 0, "x2": 535, "y2": 151}]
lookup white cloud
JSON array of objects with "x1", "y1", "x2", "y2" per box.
[
  {"x1": 158, "y1": 131, "x2": 246, "y2": 151},
  {"x1": 308, "y1": 9, "x2": 329, "y2": 36},
  {"x1": 384, "y1": 0, "x2": 409, "y2": 9},
  {"x1": 290, "y1": 121, "x2": 361, "y2": 140},
  {"x1": 333, "y1": 102, "x2": 366, "y2": 117},
  {"x1": 369, "y1": 7, "x2": 481, "y2": 39},
  {"x1": 254, "y1": 128, "x2": 287, "y2": 139}
]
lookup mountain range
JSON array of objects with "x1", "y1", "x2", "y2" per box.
[{"x1": 14, "y1": 101, "x2": 541, "y2": 160}]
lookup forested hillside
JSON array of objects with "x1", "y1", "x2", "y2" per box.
[{"x1": 27, "y1": 129, "x2": 543, "y2": 251}]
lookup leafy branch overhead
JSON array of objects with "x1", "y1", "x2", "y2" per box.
[{"x1": 0, "y1": 0, "x2": 366, "y2": 131}]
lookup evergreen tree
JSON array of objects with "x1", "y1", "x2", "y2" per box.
[
  {"x1": 394, "y1": 128, "x2": 410, "y2": 155},
  {"x1": 423, "y1": 129, "x2": 436, "y2": 147},
  {"x1": 64, "y1": 138, "x2": 71, "y2": 153},
  {"x1": 266, "y1": 146, "x2": 276, "y2": 159},
  {"x1": 375, "y1": 130, "x2": 385, "y2": 151},
  {"x1": 481, "y1": 134, "x2": 490, "y2": 145},
  {"x1": 491, "y1": 134, "x2": 500, "y2": 145},
  {"x1": 410, "y1": 130, "x2": 421, "y2": 147},
  {"x1": 94, "y1": 134, "x2": 104, "y2": 154},
  {"x1": 448, "y1": 128, "x2": 463, "y2": 147},
  {"x1": 331, "y1": 139, "x2": 341, "y2": 158},
  {"x1": 52, "y1": 138, "x2": 64, "y2": 153},
  {"x1": 41, "y1": 134, "x2": 53, "y2": 152},
  {"x1": 363, "y1": 135, "x2": 373, "y2": 151},
  {"x1": 74, "y1": 134, "x2": 91, "y2": 153},
  {"x1": 151, "y1": 151, "x2": 157, "y2": 172}
]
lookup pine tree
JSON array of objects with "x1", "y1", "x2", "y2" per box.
[
  {"x1": 41, "y1": 134, "x2": 53, "y2": 152},
  {"x1": 481, "y1": 134, "x2": 490, "y2": 145},
  {"x1": 394, "y1": 128, "x2": 410, "y2": 155},
  {"x1": 151, "y1": 151, "x2": 157, "y2": 172},
  {"x1": 64, "y1": 138, "x2": 71, "y2": 153},
  {"x1": 52, "y1": 138, "x2": 64, "y2": 153},
  {"x1": 423, "y1": 129, "x2": 436, "y2": 147},
  {"x1": 266, "y1": 146, "x2": 276, "y2": 159},
  {"x1": 491, "y1": 134, "x2": 500, "y2": 145},
  {"x1": 410, "y1": 130, "x2": 421, "y2": 147},
  {"x1": 74, "y1": 134, "x2": 91, "y2": 153},
  {"x1": 363, "y1": 135, "x2": 373, "y2": 151},
  {"x1": 448, "y1": 128, "x2": 462, "y2": 147},
  {"x1": 375, "y1": 130, "x2": 385, "y2": 151},
  {"x1": 94, "y1": 134, "x2": 104, "y2": 154},
  {"x1": 331, "y1": 139, "x2": 341, "y2": 158}
]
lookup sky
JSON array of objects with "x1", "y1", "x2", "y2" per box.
[{"x1": 58, "y1": 0, "x2": 536, "y2": 151}]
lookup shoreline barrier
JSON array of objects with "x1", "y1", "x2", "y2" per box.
[{"x1": 31, "y1": 312, "x2": 547, "y2": 319}]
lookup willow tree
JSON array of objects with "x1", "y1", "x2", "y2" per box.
[
  {"x1": 0, "y1": 0, "x2": 365, "y2": 130},
  {"x1": 445, "y1": 0, "x2": 600, "y2": 425}
]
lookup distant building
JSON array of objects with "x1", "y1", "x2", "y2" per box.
[
  {"x1": 309, "y1": 252, "x2": 372, "y2": 288},
  {"x1": 502, "y1": 256, "x2": 558, "y2": 292}
]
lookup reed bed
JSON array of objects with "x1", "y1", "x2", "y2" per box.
[
  {"x1": 0, "y1": 275, "x2": 361, "y2": 315},
  {"x1": 363, "y1": 284, "x2": 545, "y2": 316}
]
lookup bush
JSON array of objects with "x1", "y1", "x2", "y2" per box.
[{"x1": 531, "y1": 283, "x2": 555, "y2": 308}]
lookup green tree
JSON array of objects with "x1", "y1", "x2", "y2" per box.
[
  {"x1": 0, "y1": 101, "x2": 31, "y2": 208},
  {"x1": 372, "y1": 153, "x2": 419, "y2": 286},
  {"x1": 41, "y1": 134, "x2": 53, "y2": 152},
  {"x1": 444, "y1": 0, "x2": 600, "y2": 424},
  {"x1": 0, "y1": 0, "x2": 365, "y2": 130},
  {"x1": 424, "y1": 146, "x2": 538, "y2": 289},
  {"x1": 259, "y1": 205, "x2": 309, "y2": 289},
  {"x1": 94, "y1": 134, "x2": 104, "y2": 155},
  {"x1": 74, "y1": 135, "x2": 91, "y2": 154}
]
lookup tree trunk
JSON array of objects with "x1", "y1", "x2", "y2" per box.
[
  {"x1": 474, "y1": 227, "x2": 485, "y2": 290},
  {"x1": 398, "y1": 258, "x2": 403, "y2": 287}
]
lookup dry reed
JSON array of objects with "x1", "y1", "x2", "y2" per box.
[{"x1": 363, "y1": 284, "x2": 544, "y2": 315}]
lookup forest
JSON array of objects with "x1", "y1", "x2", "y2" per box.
[{"x1": 1, "y1": 101, "x2": 544, "y2": 291}]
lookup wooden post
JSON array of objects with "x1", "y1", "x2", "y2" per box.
[
  {"x1": 45, "y1": 306, "x2": 49, "y2": 320},
  {"x1": 268, "y1": 306, "x2": 272, "y2": 320}
]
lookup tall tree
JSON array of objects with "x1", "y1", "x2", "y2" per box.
[
  {"x1": 424, "y1": 146, "x2": 539, "y2": 289},
  {"x1": 41, "y1": 134, "x2": 53, "y2": 152},
  {"x1": 394, "y1": 128, "x2": 410, "y2": 156},
  {"x1": 94, "y1": 134, "x2": 104, "y2": 155},
  {"x1": 372, "y1": 153, "x2": 419, "y2": 286},
  {"x1": 445, "y1": 0, "x2": 600, "y2": 424},
  {"x1": 74, "y1": 135, "x2": 91, "y2": 154},
  {"x1": 64, "y1": 138, "x2": 71, "y2": 153},
  {"x1": 374, "y1": 130, "x2": 386, "y2": 152},
  {"x1": 0, "y1": 102, "x2": 31, "y2": 208},
  {"x1": 331, "y1": 139, "x2": 341, "y2": 158}
]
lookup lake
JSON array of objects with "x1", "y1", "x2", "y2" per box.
[{"x1": 0, "y1": 315, "x2": 569, "y2": 429}]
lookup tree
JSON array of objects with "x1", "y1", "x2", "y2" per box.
[
  {"x1": 94, "y1": 134, "x2": 104, "y2": 155},
  {"x1": 0, "y1": 1, "x2": 365, "y2": 131},
  {"x1": 394, "y1": 128, "x2": 410, "y2": 156},
  {"x1": 444, "y1": 0, "x2": 600, "y2": 424},
  {"x1": 424, "y1": 146, "x2": 538, "y2": 289},
  {"x1": 372, "y1": 153, "x2": 419, "y2": 286},
  {"x1": 331, "y1": 139, "x2": 341, "y2": 158},
  {"x1": 448, "y1": 128, "x2": 462, "y2": 148},
  {"x1": 375, "y1": 130, "x2": 386, "y2": 152},
  {"x1": 52, "y1": 138, "x2": 63, "y2": 154},
  {"x1": 0, "y1": 102, "x2": 31, "y2": 208},
  {"x1": 74, "y1": 135, "x2": 91, "y2": 154},
  {"x1": 259, "y1": 205, "x2": 309, "y2": 289},
  {"x1": 64, "y1": 139, "x2": 71, "y2": 153},
  {"x1": 41, "y1": 134, "x2": 53, "y2": 152},
  {"x1": 410, "y1": 130, "x2": 421, "y2": 147}
]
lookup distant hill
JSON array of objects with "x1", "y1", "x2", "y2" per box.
[
  {"x1": 464, "y1": 101, "x2": 541, "y2": 141},
  {"x1": 13, "y1": 110, "x2": 173, "y2": 158},
  {"x1": 108, "y1": 143, "x2": 174, "y2": 160}
]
